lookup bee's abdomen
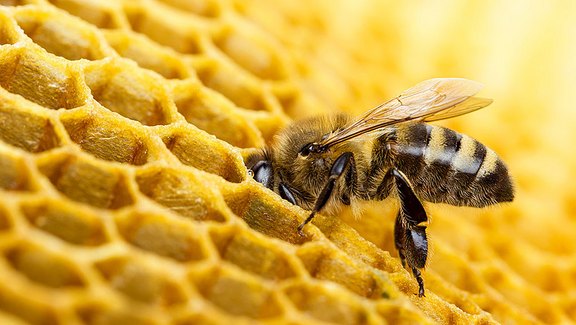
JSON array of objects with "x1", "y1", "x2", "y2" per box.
[{"x1": 390, "y1": 123, "x2": 514, "y2": 207}]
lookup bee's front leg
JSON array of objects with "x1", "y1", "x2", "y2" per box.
[
  {"x1": 388, "y1": 168, "x2": 429, "y2": 297},
  {"x1": 297, "y1": 152, "x2": 355, "y2": 236}
]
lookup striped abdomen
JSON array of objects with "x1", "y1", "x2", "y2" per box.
[{"x1": 381, "y1": 123, "x2": 514, "y2": 207}]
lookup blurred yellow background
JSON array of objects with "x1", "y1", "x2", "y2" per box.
[{"x1": 240, "y1": 0, "x2": 576, "y2": 322}]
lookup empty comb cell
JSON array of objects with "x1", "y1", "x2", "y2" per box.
[
  {"x1": 209, "y1": 225, "x2": 300, "y2": 280},
  {"x1": 0, "y1": 46, "x2": 88, "y2": 109},
  {"x1": 123, "y1": 2, "x2": 203, "y2": 55},
  {"x1": 189, "y1": 264, "x2": 284, "y2": 319},
  {"x1": 160, "y1": 124, "x2": 246, "y2": 182},
  {"x1": 84, "y1": 59, "x2": 176, "y2": 126},
  {"x1": 0, "y1": 146, "x2": 36, "y2": 191},
  {"x1": 170, "y1": 80, "x2": 264, "y2": 148},
  {"x1": 20, "y1": 198, "x2": 109, "y2": 246},
  {"x1": 46, "y1": 0, "x2": 126, "y2": 29},
  {"x1": 60, "y1": 108, "x2": 151, "y2": 165},
  {"x1": 115, "y1": 209, "x2": 208, "y2": 262},
  {"x1": 135, "y1": 166, "x2": 230, "y2": 222},
  {"x1": 157, "y1": 0, "x2": 222, "y2": 18},
  {"x1": 13, "y1": 6, "x2": 113, "y2": 61},
  {"x1": 94, "y1": 256, "x2": 188, "y2": 306},
  {"x1": 4, "y1": 241, "x2": 86, "y2": 288},
  {"x1": 212, "y1": 23, "x2": 289, "y2": 81},
  {"x1": 36, "y1": 152, "x2": 136, "y2": 209},
  {"x1": 0, "y1": 10, "x2": 20, "y2": 45},
  {"x1": 104, "y1": 29, "x2": 192, "y2": 80},
  {"x1": 0, "y1": 101, "x2": 61, "y2": 153},
  {"x1": 194, "y1": 60, "x2": 271, "y2": 111}
]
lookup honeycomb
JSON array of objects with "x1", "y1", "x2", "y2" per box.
[{"x1": 0, "y1": 0, "x2": 575, "y2": 324}]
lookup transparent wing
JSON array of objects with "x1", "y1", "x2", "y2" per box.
[{"x1": 319, "y1": 78, "x2": 493, "y2": 148}]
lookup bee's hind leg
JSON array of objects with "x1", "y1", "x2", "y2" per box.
[
  {"x1": 297, "y1": 152, "x2": 355, "y2": 236},
  {"x1": 388, "y1": 168, "x2": 429, "y2": 297},
  {"x1": 394, "y1": 213, "x2": 407, "y2": 269},
  {"x1": 412, "y1": 266, "x2": 426, "y2": 298}
]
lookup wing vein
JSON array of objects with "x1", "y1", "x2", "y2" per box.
[{"x1": 318, "y1": 78, "x2": 492, "y2": 148}]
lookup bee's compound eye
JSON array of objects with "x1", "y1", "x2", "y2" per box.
[
  {"x1": 300, "y1": 143, "x2": 314, "y2": 157},
  {"x1": 251, "y1": 161, "x2": 273, "y2": 188},
  {"x1": 300, "y1": 143, "x2": 325, "y2": 156}
]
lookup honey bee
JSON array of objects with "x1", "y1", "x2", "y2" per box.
[{"x1": 245, "y1": 78, "x2": 514, "y2": 297}]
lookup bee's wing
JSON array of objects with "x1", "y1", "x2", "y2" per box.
[{"x1": 319, "y1": 78, "x2": 493, "y2": 148}]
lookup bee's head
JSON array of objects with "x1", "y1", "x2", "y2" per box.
[
  {"x1": 245, "y1": 150, "x2": 274, "y2": 189},
  {"x1": 276, "y1": 115, "x2": 347, "y2": 161}
]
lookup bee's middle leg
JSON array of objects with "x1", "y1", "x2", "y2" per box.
[
  {"x1": 386, "y1": 168, "x2": 429, "y2": 297},
  {"x1": 297, "y1": 152, "x2": 356, "y2": 236}
]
